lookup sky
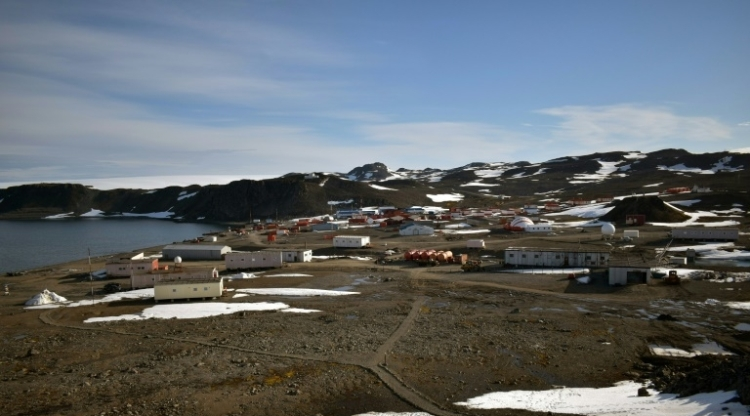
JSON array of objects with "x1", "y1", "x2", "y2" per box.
[{"x1": 1, "y1": 0, "x2": 749, "y2": 189}]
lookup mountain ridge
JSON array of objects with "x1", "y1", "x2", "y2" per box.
[{"x1": 1, "y1": 148, "x2": 747, "y2": 221}]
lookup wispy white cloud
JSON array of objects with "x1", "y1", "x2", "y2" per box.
[
  {"x1": 0, "y1": 3, "x2": 353, "y2": 111},
  {"x1": 537, "y1": 104, "x2": 732, "y2": 149},
  {"x1": 357, "y1": 122, "x2": 533, "y2": 168},
  {"x1": 738, "y1": 122, "x2": 750, "y2": 127}
]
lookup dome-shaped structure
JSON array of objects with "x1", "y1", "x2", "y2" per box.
[
  {"x1": 174, "y1": 256, "x2": 183, "y2": 264},
  {"x1": 510, "y1": 217, "x2": 534, "y2": 229},
  {"x1": 601, "y1": 223, "x2": 616, "y2": 236}
]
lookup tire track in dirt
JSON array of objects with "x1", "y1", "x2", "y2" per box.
[
  {"x1": 363, "y1": 295, "x2": 464, "y2": 416},
  {"x1": 39, "y1": 298, "x2": 464, "y2": 416}
]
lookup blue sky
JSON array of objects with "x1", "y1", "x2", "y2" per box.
[{"x1": 1, "y1": 0, "x2": 748, "y2": 188}]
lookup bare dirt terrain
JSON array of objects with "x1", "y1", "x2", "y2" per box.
[{"x1": 2, "y1": 224, "x2": 749, "y2": 416}]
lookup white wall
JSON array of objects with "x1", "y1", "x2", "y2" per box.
[
  {"x1": 225, "y1": 251, "x2": 283, "y2": 270},
  {"x1": 333, "y1": 236, "x2": 370, "y2": 248}
]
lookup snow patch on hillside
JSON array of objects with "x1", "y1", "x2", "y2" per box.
[
  {"x1": 427, "y1": 193, "x2": 464, "y2": 202},
  {"x1": 569, "y1": 160, "x2": 624, "y2": 183}
]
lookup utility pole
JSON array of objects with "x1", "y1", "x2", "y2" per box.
[{"x1": 88, "y1": 248, "x2": 94, "y2": 305}]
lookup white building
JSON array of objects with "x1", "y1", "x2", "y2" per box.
[
  {"x1": 154, "y1": 276, "x2": 223, "y2": 302},
  {"x1": 504, "y1": 247, "x2": 610, "y2": 267},
  {"x1": 333, "y1": 235, "x2": 371, "y2": 248},
  {"x1": 162, "y1": 244, "x2": 231, "y2": 260},
  {"x1": 466, "y1": 239, "x2": 485, "y2": 249},
  {"x1": 524, "y1": 224, "x2": 553, "y2": 233},
  {"x1": 132, "y1": 267, "x2": 219, "y2": 289},
  {"x1": 263, "y1": 249, "x2": 313, "y2": 263},
  {"x1": 623, "y1": 230, "x2": 640, "y2": 238},
  {"x1": 225, "y1": 251, "x2": 283, "y2": 270},
  {"x1": 670, "y1": 227, "x2": 739, "y2": 241},
  {"x1": 608, "y1": 263, "x2": 651, "y2": 285}
]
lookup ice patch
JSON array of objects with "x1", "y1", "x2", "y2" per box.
[
  {"x1": 84, "y1": 302, "x2": 298, "y2": 322},
  {"x1": 234, "y1": 288, "x2": 359, "y2": 296},
  {"x1": 455, "y1": 380, "x2": 748, "y2": 414}
]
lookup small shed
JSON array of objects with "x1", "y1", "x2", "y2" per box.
[
  {"x1": 623, "y1": 230, "x2": 640, "y2": 238},
  {"x1": 608, "y1": 264, "x2": 651, "y2": 285},
  {"x1": 466, "y1": 239, "x2": 485, "y2": 249}
]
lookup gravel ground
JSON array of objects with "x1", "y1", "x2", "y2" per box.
[{"x1": 2, "y1": 226, "x2": 749, "y2": 416}]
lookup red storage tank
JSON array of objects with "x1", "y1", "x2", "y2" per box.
[
  {"x1": 267, "y1": 233, "x2": 276, "y2": 242},
  {"x1": 421, "y1": 250, "x2": 435, "y2": 260}
]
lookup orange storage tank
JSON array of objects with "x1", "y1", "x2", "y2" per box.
[
  {"x1": 421, "y1": 250, "x2": 435, "y2": 260},
  {"x1": 267, "y1": 233, "x2": 276, "y2": 242}
]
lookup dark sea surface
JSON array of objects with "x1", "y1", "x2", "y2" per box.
[{"x1": 0, "y1": 219, "x2": 224, "y2": 274}]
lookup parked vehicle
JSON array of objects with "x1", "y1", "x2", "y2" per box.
[{"x1": 103, "y1": 283, "x2": 122, "y2": 293}]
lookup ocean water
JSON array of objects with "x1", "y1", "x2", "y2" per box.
[{"x1": 0, "y1": 219, "x2": 224, "y2": 274}]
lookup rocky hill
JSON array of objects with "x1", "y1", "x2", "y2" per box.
[{"x1": 0, "y1": 148, "x2": 747, "y2": 222}]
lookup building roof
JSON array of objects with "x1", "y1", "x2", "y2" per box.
[
  {"x1": 106, "y1": 257, "x2": 156, "y2": 264},
  {"x1": 505, "y1": 247, "x2": 611, "y2": 253},
  {"x1": 155, "y1": 277, "x2": 222, "y2": 286},
  {"x1": 163, "y1": 244, "x2": 230, "y2": 251}
]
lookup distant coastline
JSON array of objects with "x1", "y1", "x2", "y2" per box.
[{"x1": 0, "y1": 219, "x2": 223, "y2": 274}]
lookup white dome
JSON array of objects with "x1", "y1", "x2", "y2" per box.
[
  {"x1": 601, "y1": 223, "x2": 616, "y2": 235},
  {"x1": 510, "y1": 217, "x2": 534, "y2": 229},
  {"x1": 174, "y1": 256, "x2": 183, "y2": 264}
]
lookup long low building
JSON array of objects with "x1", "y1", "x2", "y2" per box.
[
  {"x1": 333, "y1": 235, "x2": 371, "y2": 248},
  {"x1": 132, "y1": 267, "x2": 218, "y2": 289},
  {"x1": 154, "y1": 277, "x2": 224, "y2": 302},
  {"x1": 225, "y1": 251, "x2": 283, "y2": 270},
  {"x1": 504, "y1": 247, "x2": 610, "y2": 267},
  {"x1": 162, "y1": 244, "x2": 231, "y2": 260},
  {"x1": 265, "y1": 249, "x2": 313, "y2": 263},
  {"x1": 670, "y1": 227, "x2": 739, "y2": 241}
]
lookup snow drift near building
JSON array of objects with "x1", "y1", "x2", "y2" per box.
[{"x1": 25, "y1": 289, "x2": 68, "y2": 306}]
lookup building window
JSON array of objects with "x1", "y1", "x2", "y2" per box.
[
  {"x1": 204, "y1": 287, "x2": 208, "y2": 291},
  {"x1": 193, "y1": 288, "x2": 198, "y2": 291},
  {"x1": 172, "y1": 289, "x2": 177, "y2": 292},
  {"x1": 509, "y1": 254, "x2": 514, "y2": 257},
  {"x1": 534, "y1": 254, "x2": 539, "y2": 258},
  {"x1": 521, "y1": 254, "x2": 526, "y2": 258},
  {"x1": 555, "y1": 255, "x2": 560, "y2": 259}
]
